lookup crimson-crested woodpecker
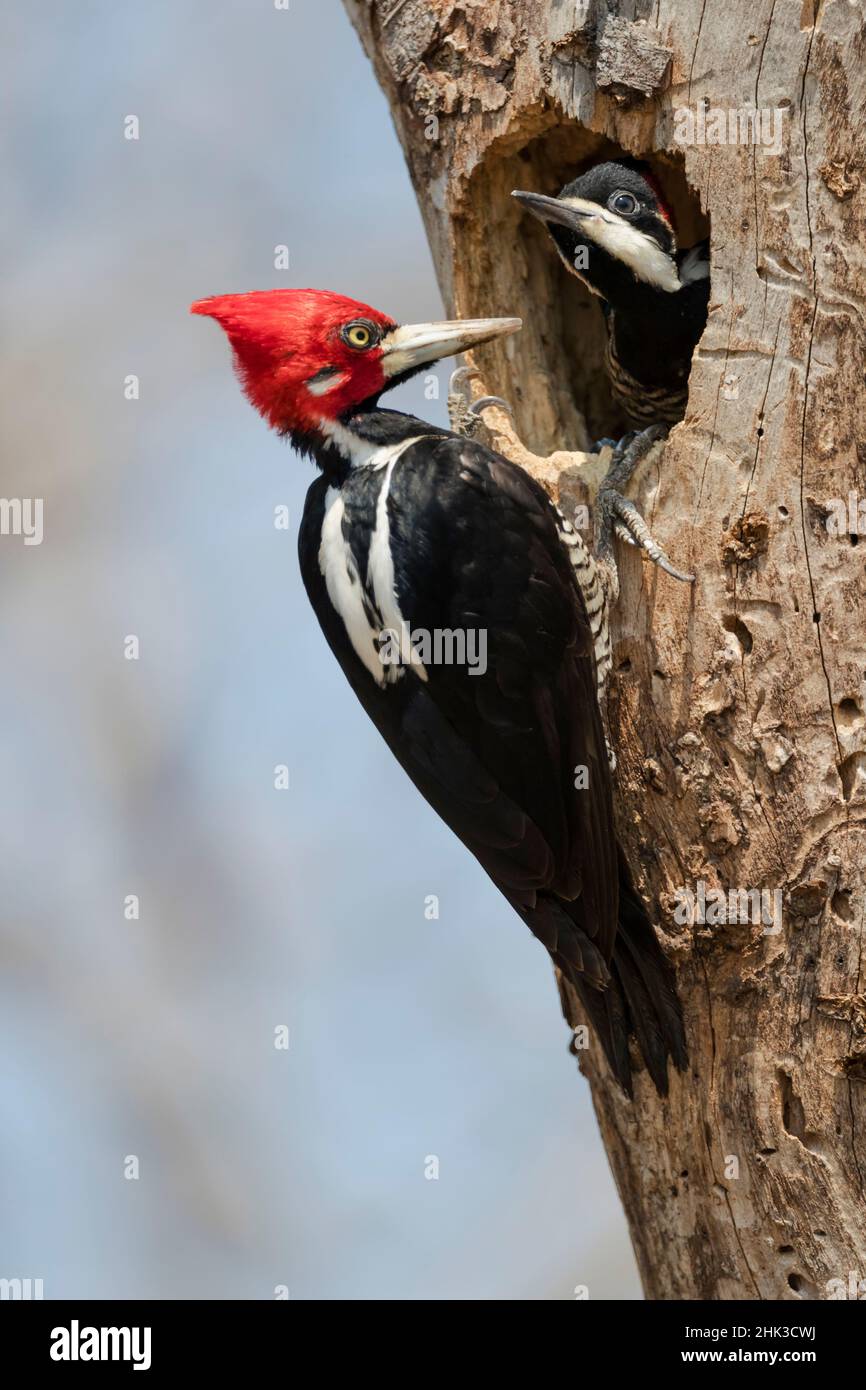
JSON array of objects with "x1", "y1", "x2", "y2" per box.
[
  {"x1": 191, "y1": 288, "x2": 687, "y2": 1094},
  {"x1": 513, "y1": 160, "x2": 710, "y2": 428}
]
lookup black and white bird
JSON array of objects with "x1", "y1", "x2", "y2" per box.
[
  {"x1": 513, "y1": 160, "x2": 710, "y2": 428},
  {"x1": 191, "y1": 288, "x2": 687, "y2": 1095}
]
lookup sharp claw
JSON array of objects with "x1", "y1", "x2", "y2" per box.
[
  {"x1": 601, "y1": 489, "x2": 694, "y2": 583},
  {"x1": 448, "y1": 371, "x2": 513, "y2": 438},
  {"x1": 448, "y1": 365, "x2": 479, "y2": 393},
  {"x1": 468, "y1": 394, "x2": 514, "y2": 419},
  {"x1": 593, "y1": 424, "x2": 693, "y2": 582},
  {"x1": 656, "y1": 556, "x2": 696, "y2": 584},
  {"x1": 447, "y1": 367, "x2": 485, "y2": 436}
]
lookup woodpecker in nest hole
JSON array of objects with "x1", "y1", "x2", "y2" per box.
[
  {"x1": 192, "y1": 287, "x2": 687, "y2": 1094},
  {"x1": 513, "y1": 159, "x2": 710, "y2": 431}
]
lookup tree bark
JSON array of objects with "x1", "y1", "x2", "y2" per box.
[{"x1": 342, "y1": 0, "x2": 866, "y2": 1300}]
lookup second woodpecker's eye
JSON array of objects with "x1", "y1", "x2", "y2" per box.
[
  {"x1": 342, "y1": 320, "x2": 378, "y2": 351},
  {"x1": 609, "y1": 190, "x2": 639, "y2": 216}
]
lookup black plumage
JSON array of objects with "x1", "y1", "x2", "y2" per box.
[{"x1": 298, "y1": 409, "x2": 686, "y2": 1094}]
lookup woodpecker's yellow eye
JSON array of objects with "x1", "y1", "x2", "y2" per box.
[{"x1": 343, "y1": 321, "x2": 376, "y2": 350}]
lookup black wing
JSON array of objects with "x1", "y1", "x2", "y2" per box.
[{"x1": 298, "y1": 432, "x2": 618, "y2": 974}]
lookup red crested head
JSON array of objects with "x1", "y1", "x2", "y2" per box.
[
  {"x1": 191, "y1": 288, "x2": 522, "y2": 443},
  {"x1": 190, "y1": 289, "x2": 397, "y2": 435},
  {"x1": 640, "y1": 169, "x2": 675, "y2": 233}
]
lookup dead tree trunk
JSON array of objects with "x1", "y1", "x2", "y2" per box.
[{"x1": 343, "y1": 0, "x2": 866, "y2": 1299}]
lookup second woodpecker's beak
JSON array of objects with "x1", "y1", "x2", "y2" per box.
[
  {"x1": 511, "y1": 189, "x2": 600, "y2": 232},
  {"x1": 512, "y1": 189, "x2": 682, "y2": 293},
  {"x1": 380, "y1": 317, "x2": 522, "y2": 378}
]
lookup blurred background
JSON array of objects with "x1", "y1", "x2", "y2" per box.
[{"x1": 1, "y1": 0, "x2": 639, "y2": 1298}]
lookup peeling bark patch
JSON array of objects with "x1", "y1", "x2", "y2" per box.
[
  {"x1": 722, "y1": 512, "x2": 770, "y2": 565},
  {"x1": 814, "y1": 36, "x2": 859, "y2": 210},
  {"x1": 595, "y1": 18, "x2": 672, "y2": 100},
  {"x1": 643, "y1": 757, "x2": 668, "y2": 793},
  {"x1": 377, "y1": 0, "x2": 441, "y2": 82},
  {"x1": 377, "y1": 0, "x2": 523, "y2": 128},
  {"x1": 820, "y1": 159, "x2": 859, "y2": 200}
]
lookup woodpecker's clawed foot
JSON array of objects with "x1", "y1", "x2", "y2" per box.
[
  {"x1": 596, "y1": 426, "x2": 695, "y2": 586},
  {"x1": 447, "y1": 366, "x2": 477, "y2": 435},
  {"x1": 447, "y1": 366, "x2": 514, "y2": 439},
  {"x1": 605, "y1": 495, "x2": 695, "y2": 583}
]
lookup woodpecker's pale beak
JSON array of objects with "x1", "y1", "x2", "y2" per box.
[
  {"x1": 380, "y1": 317, "x2": 522, "y2": 378},
  {"x1": 512, "y1": 190, "x2": 681, "y2": 293},
  {"x1": 511, "y1": 189, "x2": 600, "y2": 231}
]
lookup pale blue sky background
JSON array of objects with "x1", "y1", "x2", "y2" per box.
[{"x1": 1, "y1": 0, "x2": 640, "y2": 1298}]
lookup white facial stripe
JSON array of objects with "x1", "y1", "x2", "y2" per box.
[
  {"x1": 560, "y1": 197, "x2": 681, "y2": 293},
  {"x1": 307, "y1": 370, "x2": 348, "y2": 397}
]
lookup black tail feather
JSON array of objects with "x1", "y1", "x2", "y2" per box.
[{"x1": 558, "y1": 854, "x2": 687, "y2": 1096}]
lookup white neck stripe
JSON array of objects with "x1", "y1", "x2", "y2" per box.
[{"x1": 319, "y1": 419, "x2": 427, "y2": 471}]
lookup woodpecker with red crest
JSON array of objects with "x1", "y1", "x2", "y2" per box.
[
  {"x1": 513, "y1": 160, "x2": 710, "y2": 429},
  {"x1": 192, "y1": 288, "x2": 687, "y2": 1094}
]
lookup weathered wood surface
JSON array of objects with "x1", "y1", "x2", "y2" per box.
[{"x1": 343, "y1": 0, "x2": 866, "y2": 1300}]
